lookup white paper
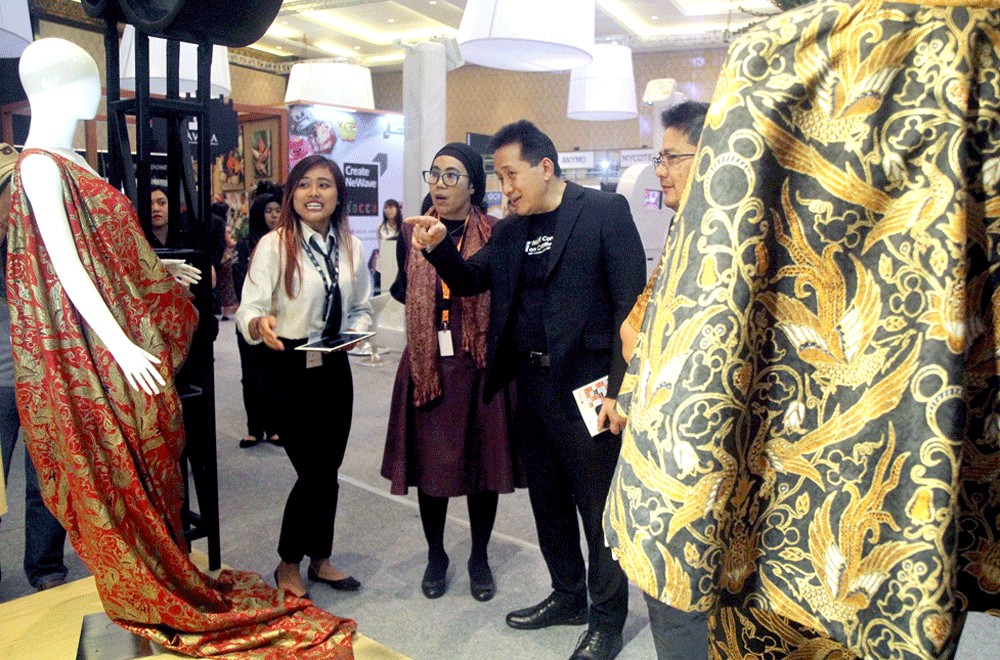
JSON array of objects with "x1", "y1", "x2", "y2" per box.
[{"x1": 573, "y1": 375, "x2": 609, "y2": 436}]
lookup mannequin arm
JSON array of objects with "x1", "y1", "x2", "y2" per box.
[
  {"x1": 161, "y1": 258, "x2": 202, "y2": 286},
  {"x1": 19, "y1": 154, "x2": 166, "y2": 395}
]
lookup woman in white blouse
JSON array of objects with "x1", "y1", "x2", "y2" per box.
[{"x1": 236, "y1": 154, "x2": 372, "y2": 599}]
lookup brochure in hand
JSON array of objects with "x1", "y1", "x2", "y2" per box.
[
  {"x1": 572, "y1": 375, "x2": 609, "y2": 436},
  {"x1": 294, "y1": 331, "x2": 376, "y2": 353}
]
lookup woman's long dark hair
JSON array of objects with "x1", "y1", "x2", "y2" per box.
[{"x1": 276, "y1": 155, "x2": 352, "y2": 298}]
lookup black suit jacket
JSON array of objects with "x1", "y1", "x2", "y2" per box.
[{"x1": 424, "y1": 181, "x2": 645, "y2": 402}]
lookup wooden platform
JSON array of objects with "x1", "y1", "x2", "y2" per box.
[{"x1": 0, "y1": 553, "x2": 408, "y2": 659}]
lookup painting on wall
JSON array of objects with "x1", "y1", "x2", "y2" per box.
[
  {"x1": 242, "y1": 117, "x2": 281, "y2": 189},
  {"x1": 251, "y1": 129, "x2": 273, "y2": 178},
  {"x1": 212, "y1": 132, "x2": 244, "y2": 193}
]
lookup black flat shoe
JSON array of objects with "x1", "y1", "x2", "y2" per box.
[
  {"x1": 238, "y1": 435, "x2": 260, "y2": 448},
  {"x1": 273, "y1": 569, "x2": 310, "y2": 600},
  {"x1": 468, "y1": 559, "x2": 495, "y2": 602},
  {"x1": 422, "y1": 576, "x2": 447, "y2": 599},
  {"x1": 421, "y1": 558, "x2": 448, "y2": 599},
  {"x1": 506, "y1": 593, "x2": 588, "y2": 630},
  {"x1": 307, "y1": 567, "x2": 361, "y2": 591}
]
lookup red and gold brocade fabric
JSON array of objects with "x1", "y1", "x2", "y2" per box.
[{"x1": 7, "y1": 150, "x2": 355, "y2": 658}]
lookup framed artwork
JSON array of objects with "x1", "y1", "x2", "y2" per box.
[
  {"x1": 242, "y1": 117, "x2": 281, "y2": 187},
  {"x1": 213, "y1": 132, "x2": 245, "y2": 192},
  {"x1": 251, "y1": 129, "x2": 272, "y2": 178}
]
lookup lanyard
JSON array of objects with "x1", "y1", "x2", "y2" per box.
[
  {"x1": 301, "y1": 235, "x2": 339, "y2": 322},
  {"x1": 440, "y1": 213, "x2": 470, "y2": 328}
]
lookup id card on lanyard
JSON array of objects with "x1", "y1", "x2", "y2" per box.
[
  {"x1": 302, "y1": 235, "x2": 339, "y2": 366},
  {"x1": 438, "y1": 214, "x2": 469, "y2": 357}
]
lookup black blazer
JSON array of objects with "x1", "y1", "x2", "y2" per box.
[{"x1": 425, "y1": 181, "x2": 645, "y2": 402}]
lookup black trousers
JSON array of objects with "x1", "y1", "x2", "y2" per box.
[
  {"x1": 262, "y1": 340, "x2": 353, "y2": 564},
  {"x1": 235, "y1": 329, "x2": 278, "y2": 438},
  {"x1": 514, "y1": 361, "x2": 629, "y2": 633}
]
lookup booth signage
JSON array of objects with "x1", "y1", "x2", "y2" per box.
[
  {"x1": 557, "y1": 151, "x2": 595, "y2": 170},
  {"x1": 344, "y1": 162, "x2": 380, "y2": 217},
  {"x1": 620, "y1": 149, "x2": 657, "y2": 168}
]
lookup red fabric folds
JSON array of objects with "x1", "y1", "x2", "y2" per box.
[{"x1": 7, "y1": 150, "x2": 355, "y2": 658}]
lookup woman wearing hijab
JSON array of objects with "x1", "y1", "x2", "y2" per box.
[{"x1": 382, "y1": 143, "x2": 522, "y2": 602}]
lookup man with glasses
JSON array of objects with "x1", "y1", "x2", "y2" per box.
[
  {"x1": 409, "y1": 120, "x2": 645, "y2": 660},
  {"x1": 616, "y1": 101, "x2": 711, "y2": 660},
  {"x1": 621, "y1": 101, "x2": 710, "y2": 364}
]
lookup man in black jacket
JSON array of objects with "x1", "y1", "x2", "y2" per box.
[{"x1": 410, "y1": 120, "x2": 645, "y2": 660}]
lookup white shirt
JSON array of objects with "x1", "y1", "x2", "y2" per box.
[{"x1": 235, "y1": 221, "x2": 372, "y2": 344}]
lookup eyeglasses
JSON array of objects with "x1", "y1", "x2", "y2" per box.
[
  {"x1": 652, "y1": 152, "x2": 696, "y2": 168},
  {"x1": 423, "y1": 170, "x2": 470, "y2": 186}
]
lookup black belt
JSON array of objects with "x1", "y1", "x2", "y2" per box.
[{"x1": 525, "y1": 351, "x2": 550, "y2": 367}]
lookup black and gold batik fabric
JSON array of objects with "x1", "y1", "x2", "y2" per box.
[{"x1": 604, "y1": 1, "x2": 1000, "y2": 658}]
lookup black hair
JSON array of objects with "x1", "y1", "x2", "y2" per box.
[
  {"x1": 150, "y1": 185, "x2": 168, "y2": 197},
  {"x1": 661, "y1": 101, "x2": 711, "y2": 147},
  {"x1": 246, "y1": 193, "x2": 279, "y2": 250},
  {"x1": 488, "y1": 119, "x2": 562, "y2": 177},
  {"x1": 210, "y1": 201, "x2": 229, "y2": 220}
]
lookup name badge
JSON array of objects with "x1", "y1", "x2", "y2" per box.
[
  {"x1": 438, "y1": 330, "x2": 454, "y2": 357},
  {"x1": 306, "y1": 351, "x2": 323, "y2": 369}
]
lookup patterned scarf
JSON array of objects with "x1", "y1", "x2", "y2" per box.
[{"x1": 406, "y1": 205, "x2": 491, "y2": 407}]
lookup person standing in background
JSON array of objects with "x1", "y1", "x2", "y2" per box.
[
  {"x1": 0, "y1": 143, "x2": 69, "y2": 592},
  {"x1": 232, "y1": 191, "x2": 282, "y2": 449},
  {"x1": 382, "y1": 143, "x2": 522, "y2": 603}
]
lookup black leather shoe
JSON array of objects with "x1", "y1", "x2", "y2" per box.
[
  {"x1": 307, "y1": 567, "x2": 361, "y2": 591},
  {"x1": 506, "y1": 593, "x2": 588, "y2": 630},
  {"x1": 569, "y1": 629, "x2": 623, "y2": 660},
  {"x1": 421, "y1": 576, "x2": 447, "y2": 599},
  {"x1": 421, "y1": 559, "x2": 448, "y2": 599}
]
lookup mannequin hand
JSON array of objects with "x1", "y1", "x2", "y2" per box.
[
  {"x1": 597, "y1": 397, "x2": 625, "y2": 435},
  {"x1": 405, "y1": 215, "x2": 446, "y2": 251},
  {"x1": 256, "y1": 315, "x2": 285, "y2": 351},
  {"x1": 161, "y1": 259, "x2": 202, "y2": 287},
  {"x1": 106, "y1": 338, "x2": 166, "y2": 395}
]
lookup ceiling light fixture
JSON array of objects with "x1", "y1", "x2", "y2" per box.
[
  {"x1": 119, "y1": 24, "x2": 232, "y2": 98},
  {"x1": 285, "y1": 60, "x2": 375, "y2": 108},
  {"x1": 458, "y1": 0, "x2": 594, "y2": 71},
  {"x1": 567, "y1": 43, "x2": 637, "y2": 121}
]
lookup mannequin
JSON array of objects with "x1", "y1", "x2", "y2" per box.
[
  {"x1": 19, "y1": 38, "x2": 202, "y2": 394},
  {"x1": 9, "y1": 38, "x2": 354, "y2": 657},
  {"x1": 19, "y1": 39, "x2": 164, "y2": 394}
]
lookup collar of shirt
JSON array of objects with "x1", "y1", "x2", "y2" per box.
[{"x1": 299, "y1": 220, "x2": 336, "y2": 254}]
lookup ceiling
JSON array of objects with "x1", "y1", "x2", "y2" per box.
[{"x1": 250, "y1": 0, "x2": 780, "y2": 69}]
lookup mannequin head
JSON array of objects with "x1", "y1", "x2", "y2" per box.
[{"x1": 20, "y1": 38, "x2": 101, "y2": 122}]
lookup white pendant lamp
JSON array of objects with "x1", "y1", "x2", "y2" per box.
[
  {"x1": 284, "y1": 60, "x2": 375, "y2": 109},
  {"x1": 0, "y1": 0, "x2": 32, "y2": 58},
  {"x1": 567, "y1": 44, "x2": 637, "y2": 121},
  {"x1": 458, "y1": 0, "x2": 594, "y2": 72},
  {"x1": 119, "y1": 24, "x2": 232, "y2": 97}
]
